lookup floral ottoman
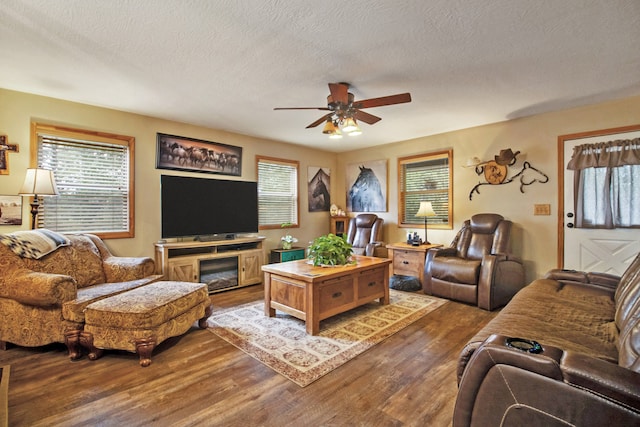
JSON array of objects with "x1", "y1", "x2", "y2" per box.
[{"x1": 80, "y1": 281, "x2": 212, "y2": 366}]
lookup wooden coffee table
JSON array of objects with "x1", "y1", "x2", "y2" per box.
[{"x1": 262, "y1": 256, "x2": 391, "y2": 335}]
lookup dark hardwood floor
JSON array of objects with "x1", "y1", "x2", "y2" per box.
[{"x1": 0, "y1": 284, "x2": 495, "y2": 427}]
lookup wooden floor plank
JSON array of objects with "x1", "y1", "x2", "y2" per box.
[{"x1": 0, "y1": 284, "x2": 495, "y2": 427}]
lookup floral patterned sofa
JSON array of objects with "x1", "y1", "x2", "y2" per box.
[{"x1": 0, "y1": 230, "x2": 161, "y2": 359}]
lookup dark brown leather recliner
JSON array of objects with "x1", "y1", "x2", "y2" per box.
[
  {"x1": 345, "y1": 214, "x2": 386, "y2": 257},
  {"x1": 423, "y1": 213, "x2": 524, "y2": 310}
]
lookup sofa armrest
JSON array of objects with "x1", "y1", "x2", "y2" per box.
[
  {"x1": 454, "y1": 334, "x2": 640, "y2": 426},
  {"x1": 83, "y1": 233, "x2": 155, "y2": 282},
  {"x1": 477, "y1": 253, "x2": 525, "y2": 311},
  {"x1": 102, "y1": 256, "x2": 156, "y2": 282},
  {"x1": 365, "y1": 241, "x2": 387, "y2": 257},
  {"x1": 562, "y1": 351, "x2": 640, "y2": 410},
  {"x1": 0, "y1": 270, "x2": 77, "y2": 307},
  {"x1": 544, "y1": 268, "x2": 620, "y2": 291},
  {"x1": 433, "y1": 247, "x2": 458, "y2": 257}
]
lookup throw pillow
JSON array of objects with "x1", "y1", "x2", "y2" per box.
[{"x1": 0, "y1": 229, "x2": 70, "y2": 259}]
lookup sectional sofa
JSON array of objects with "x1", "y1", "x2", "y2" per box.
[{"x1": 454, "y1": 253, "x2": 640, "y2": 426}]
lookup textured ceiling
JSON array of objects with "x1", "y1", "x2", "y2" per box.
[{"x1": 1, "y1": 0, "x2": 639, "y2": 152}]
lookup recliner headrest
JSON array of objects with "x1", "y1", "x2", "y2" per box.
[
  {"x1": 470, "y1": 213, "x2": 504, "y2": 234},
  {"x1": 355, "y1": 214, "x2": 378, "y2": 228}
]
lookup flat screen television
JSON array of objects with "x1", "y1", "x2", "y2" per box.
[{"x1": 161, "y1": 175, "x2": 258, "y2": 239}]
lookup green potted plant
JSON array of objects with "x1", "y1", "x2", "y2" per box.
[
  {"x1": 280, "y1": 222, "x2": 298, "y2": 250},
  {"x1": 307, "y1": 233, "x2": 354, "y2": 266}
]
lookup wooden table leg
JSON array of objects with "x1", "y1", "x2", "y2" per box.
[
  {"x1": 381, "y1": 264, "x2": 390, "y2": 305},
  {"x1": 307, "y1": 281, "x2": 319, "y2": 335},
  {"x1": 263, "y1": 273, "x2": 276, "y2": 317}
]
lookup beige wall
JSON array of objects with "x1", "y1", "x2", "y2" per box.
[
  {"x1": 0, "y1": 88, "x2": 336, "y2": 258},
  {"x1": 337, "y1": 95, "x2": 640, "y2": 281},
  {"x1": 1, "y1": 88, "x2": 639, "y2": 281}
]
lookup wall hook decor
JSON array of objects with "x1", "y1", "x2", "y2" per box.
[{"x1": 467, "y1": 148, "x2": 549, "y2": 200}]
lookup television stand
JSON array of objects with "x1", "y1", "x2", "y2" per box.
[{"x1": 154, "y1": 236, "x2": 265, "y2": 294}]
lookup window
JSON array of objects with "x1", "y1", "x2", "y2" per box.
[
  {"x1": 398, "y1": 149, "x2": 453, "y2": 229},
  {"x1": 31, "y1": 122, "x2": 134, "y2": 238},
  {"x1": 568, "y1": 138, "x2": 640, "y2": 228},
  {"x1": 256, "y1": 156, "x2": 299, "y2": 229}
]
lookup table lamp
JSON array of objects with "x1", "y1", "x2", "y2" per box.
[
  {"x1": 18, "y1": 168, "x2": 58, "y2": 229},
  {"x1": 415, "y1": 201, "x2": 436, "y2": 244}
]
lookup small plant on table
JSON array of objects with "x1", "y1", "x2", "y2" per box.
[
  {"x1": 280, "y1": 222, "x2": 298, "y2": 250},
  {"x1": 307, "y1": 233, "x2": 354, "y2": 266}
]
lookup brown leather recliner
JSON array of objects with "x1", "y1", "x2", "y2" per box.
[
  {"x1": 345, "y1": 213, "x2": 386, "y2": 257},
  {"x1": 423, "y1": 213, "x2": 524, "y2": 310}
]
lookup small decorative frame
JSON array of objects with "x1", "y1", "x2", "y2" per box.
[
  {"x1": 0, "y1": 135, "x2": 19, "y2": 175},
  {"x1": 0, "y1": 195, "x2": 23, "y2": 225},
  {"x1": 156, "y1": 133, "x2": 242, "y2": 176},
  {"x1": 346, "y1": 159, "x2": 388, "y2": 212},
  {"x1": 308, "y1": 167, "x2": 331, "y2": 212}
]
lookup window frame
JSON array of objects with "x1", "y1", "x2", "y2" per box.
[
  {"x1": 256, "y1": 155, "x2": 300, "y2": 230},
  {"x1": 30, "y1": 122, "x2": 135, "y2": 239},
  {"x1": 397, "y1": 149, "x2": 453, "y2": 229}
]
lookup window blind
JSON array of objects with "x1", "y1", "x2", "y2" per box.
[
  {"x1": 399, "y1": 151, "x2": 451, "y2": 227},
  {"x1": 257, "y1": 158, "x2": 298, "y2": 227},
  {"x1": 37, "y1": 135, "x2": 130, "y2": 234}
]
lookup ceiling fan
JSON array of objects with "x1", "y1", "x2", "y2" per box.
[{"x1": 274, "y1": 82, "x2": 411, "y2": 138}]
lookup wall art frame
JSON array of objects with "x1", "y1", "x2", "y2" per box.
[
  {"x1": 346, "y1": 159, "x2": 388, "y2": 212},
  {"x1": 308, "y1": 166, "x2": 331, "y2": 212},
  {"x1": 156, "y1": 132, "x2": 242, "y2": 177},
  {"x1": 0, "y1": 195, "x2": 23, "y2": 225}
]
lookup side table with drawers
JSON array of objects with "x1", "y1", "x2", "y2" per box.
[{"x1": 386, "y1": 242, "x2": 443, "y2": 285}]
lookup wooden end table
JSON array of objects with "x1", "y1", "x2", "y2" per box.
[
  {"x1": 386, "y1": 242, "x2": 443, "y2": 286},
  {"x1": 270, "y1": 247, "x2": 306, "y2": 263},
  {"x1": 261, "y1": 256, "x2": 391, "y2": 335}
]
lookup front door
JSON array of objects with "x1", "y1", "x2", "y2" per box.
[{"x1": 559, "y1": 125, "x2": 640, "y2": 275}]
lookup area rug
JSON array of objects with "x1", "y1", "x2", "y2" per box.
[{"x1": 207, "y1": 290, "x2": 447, "y2": 387}]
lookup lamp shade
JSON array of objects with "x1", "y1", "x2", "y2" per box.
[
  {"x1": 18, "y1": 168, "x2": 58, "y2": 196},
  {"x1": 415, "y1": 201, "x2": 436, "y2": 217},
  {"x1": 322, "y1": 119, "x2": 339, "y2": 134},
  {"x1": 342, "y1": 117, "x2": 359, "y2": 133}
]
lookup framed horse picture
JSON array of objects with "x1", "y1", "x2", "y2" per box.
[
  {"x1": 308, "y1": 167, "x2": 330, "y2": 212},
  {"x1": 346, "y1": 159, "x2": 388, "y2": 212},
  {"x1": 156, "y1": 133, "x2": 242, "y2": 177}
]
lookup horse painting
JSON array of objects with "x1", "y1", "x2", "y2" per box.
[
  {"x1": 156, "y1": 133, "x2": 242, "y2": 177},
  {"x1": 308, "y1": 167, "x2": 331, "y2": 212},
  {"x1": 348, "y1": 165, "x2": 386, "y2": 212}
]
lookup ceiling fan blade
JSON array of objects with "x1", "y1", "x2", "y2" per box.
[
  {"x1": 274, "y1": 107, "x2": 330, "y2": 110},
  {"x1": 354, "y1": 109, "x2": 382, "y2": 125},
  {"x1": 306, "y1": 113, "x2": 333, "y2": 129},
  {"x1": 355, "y1": 92, "x2": 412, "y2": 109},
  {"x1": 328, "y1": 83, "x2": 349, "y2": 105}
]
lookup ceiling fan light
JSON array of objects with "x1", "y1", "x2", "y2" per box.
[
  {"x1": 347, "y1": 127, "x2": 362, "y2": 136},
  {"x1": 329, "y1": 130, "x2": 343, "y2": 139},
  {"x1": 322, "y1": 119, "x2": 339, "y2": 134},
  {"x1": 342, "y1": 117, "x2": 358, "y2": 133}
]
